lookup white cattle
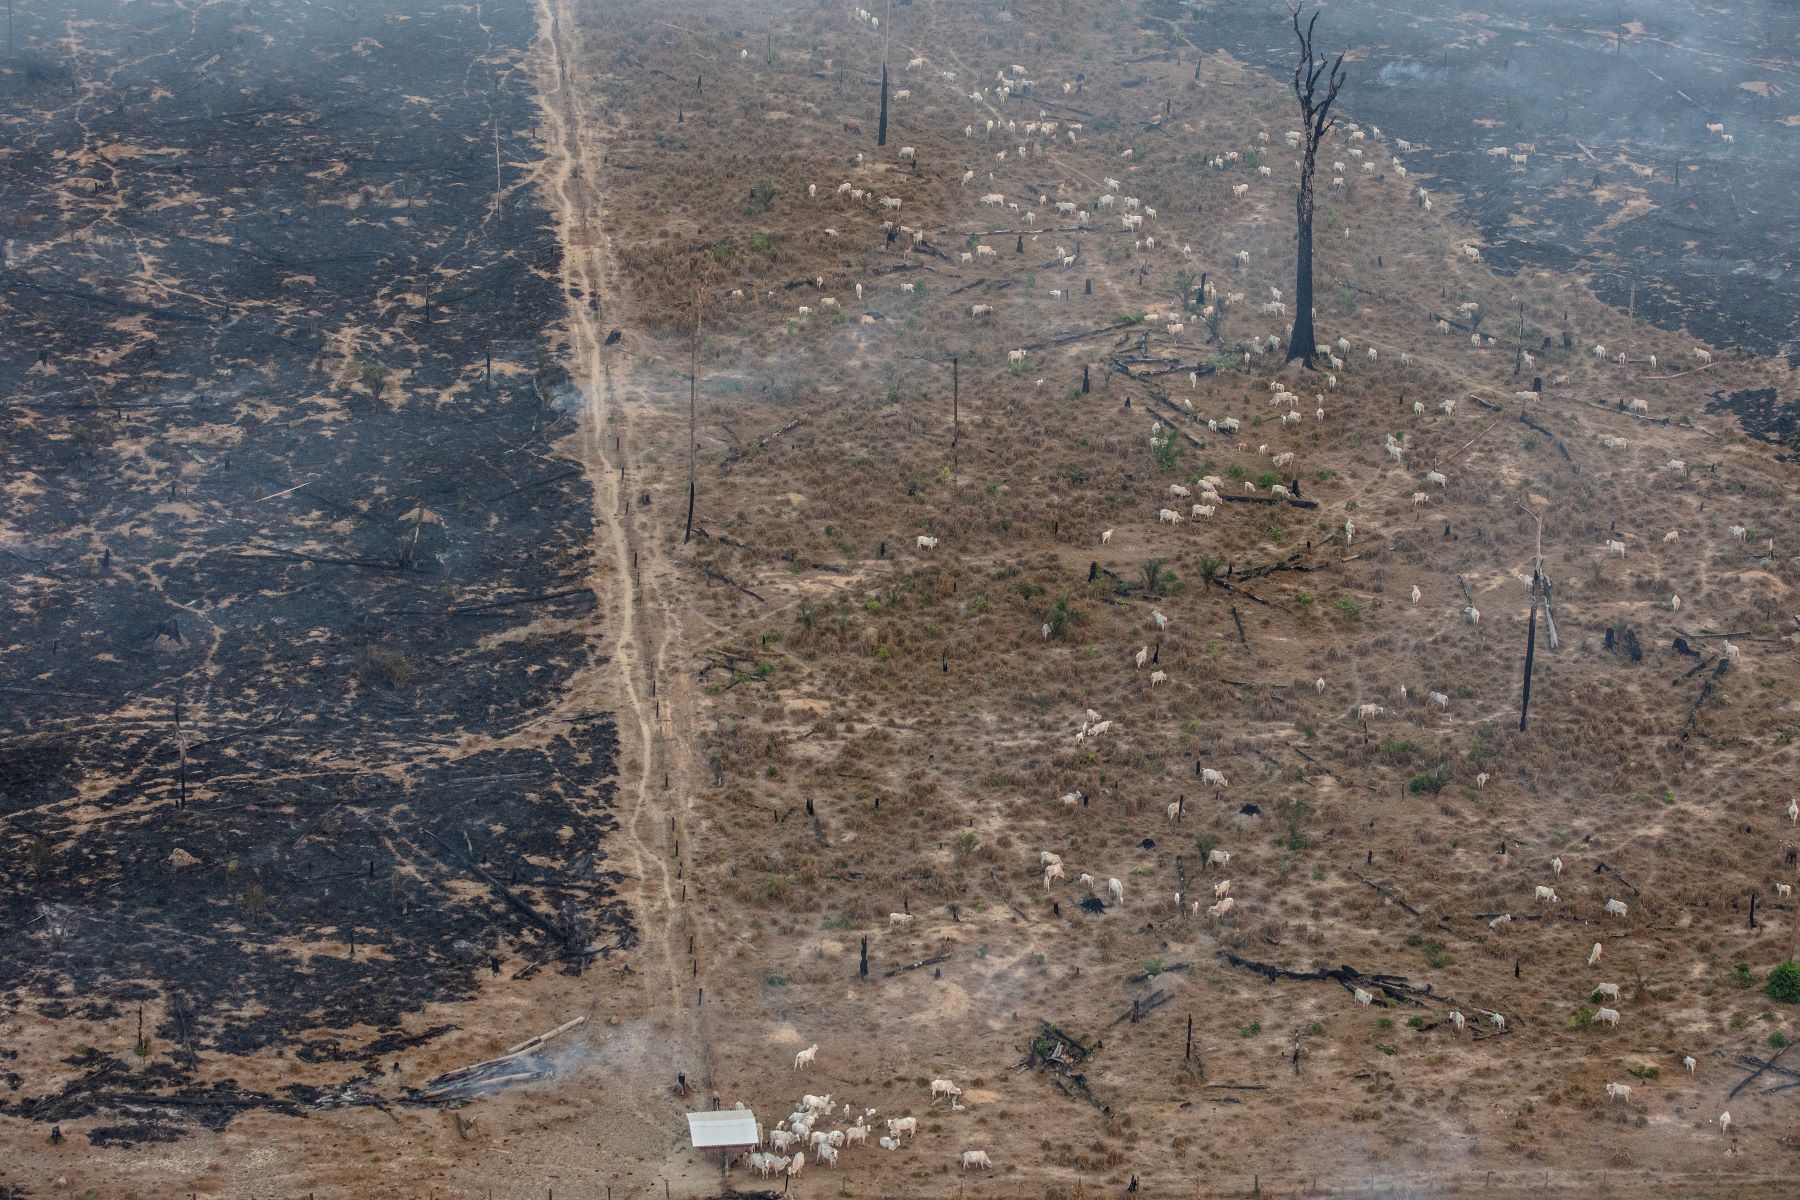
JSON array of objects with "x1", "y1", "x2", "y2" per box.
[
  {"x1": 1605, "y1": 1082, "x2": 1631, "y2": 1101},
  {"x1": 1208, "y1": 848, "x2": 1231, "y2": 866},
  {"x1": 1603, "y1": 899, "x2": 1629, "y2": 917},
  {"x1": 1449, "y1": 1011, "x2": 1466, "y2": 1032},
  {"x1": 1594, "y1": 1007, "x2": 1621, "y2": 1027},
  {"x1": 1429, "y1": 691, "x2": 1449, "y2": 709},
  {"x1": 1149, "y1": 670, "x2": 1168, "y2": 688},
  {"x1": 1107, "y1": 877, "x2": 1125, "y2": 904},
  {"x1": 961, "y1": 1151, "x2": 993, "y2": 1170},
  {"x1": 1158, "y1": 508, "x2": 1184, "y2": 525},
  {"x1": 930, "y1": 1078, "x2": 962, "y2": 1103},
  {"x1": 889, "y1": 912, "x2": 914, "y2": 928},
  {"x1": 916, "y1": 535, "x2": 938, "y2": 550},
  {"x1": 1594, "y1": 983, "x2": 1620, "y2": 1001},
  {"x1": 795, "y1": 1044, "x2": 819, "y2": 1069},
  {"x1": 1202, "y1": 767, "x2": 1228, "y2": 788},
  {"x1": 1535, "y1": 886, "x2": 1558, "y2": 903}
]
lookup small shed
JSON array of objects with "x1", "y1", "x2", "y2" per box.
[{"x1": 686, "y1": 1108, "x2": 760, "y2": 1173}]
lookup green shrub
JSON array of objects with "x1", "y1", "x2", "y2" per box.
[
  {"x1": 1767, "y1": 961, "x2": 1800, "y2": 1004},
  {"x1": 1408, "y1": 764, "x2": 1452, "y2": 795}
]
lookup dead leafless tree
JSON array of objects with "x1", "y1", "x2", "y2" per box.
[{"x1": 1285, "y1": 3, "x2": 1345, "y2": 369}]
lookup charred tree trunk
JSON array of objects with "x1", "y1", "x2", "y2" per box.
[
  {"x1": 1284, "y1": 5, "x2": 1345, "y2": 369},
  {"x1": 878, "y1": 64, "x2": 889, "y2": 147}
]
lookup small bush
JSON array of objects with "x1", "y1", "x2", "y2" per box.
[
  {"x1": 356, "y1": 646, "x2": 418, "y2": 689},
  {"x1": 1408, "y1": 764, "x2": 1452, "y2": 795},
  {"x1": 1767, "y1": 961, "x2": 1800, "y2": 1004},
  {"x1": 1335, "y1": 596, "x2": 1366, "y2": 617},
  {"x1": 1240, "y1": 1021, "x2": 1261, "y2": 1038}
]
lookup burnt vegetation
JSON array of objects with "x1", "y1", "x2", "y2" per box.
[{"x1": 0, "y1": 0, "x2": 624, "y2": 1139}]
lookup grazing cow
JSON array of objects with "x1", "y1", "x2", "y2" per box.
[
  {"x1": 1605, "y1": 1082, "x2": 1631, "y2": 1101},
  {"x1": 795, "y1": 1044, "x2": 819, "y2": 1070},
  {"x1": 961, "y1": 1151, "x2": 993, "y2": 1170}
]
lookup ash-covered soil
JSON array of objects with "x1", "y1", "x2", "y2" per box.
[
  {"x1": 0, "y1": 0, "x2": 622, "y2": 1147},
  {"x1": 1180, "y1": 0, "x2": 1800, "y2": 363}
]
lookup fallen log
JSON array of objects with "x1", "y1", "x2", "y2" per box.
[
  {"x1": 702, "y1": 567, "x2": 766, "y2": 603},
  {"x1": 1729, "y1": 1042, "x2": 1794, "y2": 1099},
  {"x1": 1218, "y1": 951, "x2": 1430, "y2": 1008},
  {"x1": 1350, "y1": 868, "x2": 1422, "y2": 917},
  {"x1": 1110, "y1": 989, "x2": 1172, "y2": 1025},
  {"x1": 488, "y1": 467, "x2": 582, "y2": 502},
  {"x1": 1023, "y1": 319, "x2": 1138, "y2": 352},
  {"x1": 720, "y1": 417, "x2": 803, "y2": 468},
  {"x1": 1518, "y1": 412, "x2": 1579, "y2": 473},
  {"x1": 884, "y1": 952, "x2": 951, "y2": 978}
]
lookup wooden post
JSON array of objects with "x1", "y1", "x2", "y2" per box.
[
  {"x1": 951, "y1": 356, "x2": 959, "y2": 481},
  {"x1": 1517, "y1": 505, "x2": 1546, "y2": 732},
  {"x1": 1513, "y1": 301, "x2": 1525, "y2": 377},
  {"x1": 685, "y1": 301, "x2": 698, "y2": 543},
  {"x1": 878, "y1": 63, "x2": 889, "y2": 147},
  {"x1": 1185, "y1": 1013, "x2": 1192, "y2": 1059}
]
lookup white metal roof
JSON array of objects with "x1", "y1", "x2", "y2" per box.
[{"x1": 686, "y1": 1109, "x2": 759, "y2": 1149}]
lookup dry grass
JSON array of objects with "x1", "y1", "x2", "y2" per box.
[{"x1": 575, "y1": 0, "x2": 1800, "y2": 1193}]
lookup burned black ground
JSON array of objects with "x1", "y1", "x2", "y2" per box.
[
  {"x1": 1179, "y1": 0, "x2": 1800, "y2": 362},
  {"x1": 0, "y1": 0, "x2": 620, "y2": 1143}
]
